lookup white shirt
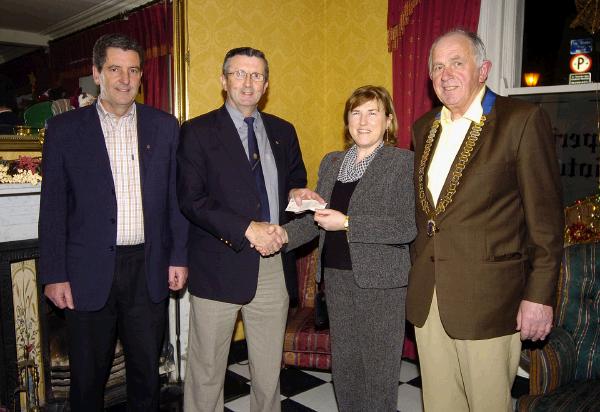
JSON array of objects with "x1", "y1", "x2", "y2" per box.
[
  {"x1": 97, "y1": 100, "x2": 145, "y2": 245},
  {"x1": 427, "y1": 87, "x2": 486, "y2": 205}
]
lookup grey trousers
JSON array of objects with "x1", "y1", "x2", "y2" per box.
[
  {"x1": 184, "y1": 255, "x2": 289, "y2": 412},
  {"x1": 324, "y1": 268, "x2": 406, "y2": 412}
]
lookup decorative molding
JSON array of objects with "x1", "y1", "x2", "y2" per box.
[
  {"x1": 41, "y1": 0, "x2": 153, "y2": 39},
  {"x1": 172, "y1": 0, "x2": 189, "y2": 123},
  {"x1": 0, "y1": 28, "x2": 49, "y2": 46}
]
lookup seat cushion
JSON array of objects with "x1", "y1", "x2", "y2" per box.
[
  {"x1": 528, "y1": 327, "x2": 577, "y2": 395},
  {"x1": 517, "y1": 379, "x2": 600, "y2": 411},
  {"x1": 559, "y1": 244, "x2": 600, "y2": 380},
  {"x1": 283, "y1": 307, "x2": 331, "y2": 370},
  {"x1": 295, "y1": 244, "x2": 319, "y2": 308}
]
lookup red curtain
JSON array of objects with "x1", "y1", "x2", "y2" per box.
[
  {"x1": 48, "y1": 1, "x2": 172, "y2": 112},
  {"x1": 388, "y1": 0, "x2": 481, "y2": 149}
]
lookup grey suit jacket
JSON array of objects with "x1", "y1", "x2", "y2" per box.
[{"x1": 285, "y1": 145, "x2": 416, "y2": 288}]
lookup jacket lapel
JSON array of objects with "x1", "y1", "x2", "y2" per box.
[
  {"x1": 136, "y1": 104, "x2": 157, "y2": 190},
  {"x1": 215, "y1": 106, "x2": 257, "y2": 197},
  {"x1": 423, "y1": 123, "x2": 441, "y2": 209},
  {"x1": 262, "y1": 114, "x2": 286, "y2": 204},
  {"x1": 84, "y1": 104, "x2": 114, "y2": 190},
  {"x1": 433, "y1": 104, "x2": 494, "y2": 222},
  {"x1": 322, "y1": 154, "x2": 343, "y2": 202},
  {"x1": 351, "y1": 146, "x2": 389, "y2": 204}
]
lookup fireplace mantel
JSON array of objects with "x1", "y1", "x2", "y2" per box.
[
  {"x1": 0, "y1": 184, "x2": 41, "y2": 243},
  {"x1": 0, "y1": 184, "x2": 188, "y2": 409}
]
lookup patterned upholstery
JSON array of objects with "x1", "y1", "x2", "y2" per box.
[
  {"x1": 518, "y1": 242, "x2": 600, "y2": 411},
  {"x1": 283, "y1": 242, "x2": 332, "y2": 370}
]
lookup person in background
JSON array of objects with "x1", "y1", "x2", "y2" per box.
[
  {"x1": 282, "y1": 85, "x2": 416, "y2": 412},
  {"x1": 0, "y1": 74, "x2": 22, "y2": 133},
  {"x1": 408, "y1": 29, "x2": 563, "y2": 411},
  {"x1": 39, "y1": 33, "x2": 188, "y2": 411}
]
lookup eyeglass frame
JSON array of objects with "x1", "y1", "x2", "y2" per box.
[{"x1": 226, "y1": 69, "x2": 266, "y2": 82}]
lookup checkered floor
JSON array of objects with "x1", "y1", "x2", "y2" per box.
[
  {"x1": 223, "y1": 359, "x2": 424, "y2": 412},
  {"x1": 222, "y1": 358, "x2": 527, "y2": 412}
]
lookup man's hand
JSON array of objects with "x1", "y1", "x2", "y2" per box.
[
  {"x1": 245, "y1": 221, "x2": 286, "y2": 256},
  {"x1": 289, "y1": 188, "x2": 325, "y2": 207},
  {"x1": 516, "y1": 299, "x2": 553, "y2": 341},
  {"x1": 168, "y1": 266, "x2": 188, "y2": 291},
  {"x1": 44, "y1": 281, "x2": 75, "y2": 310},
  {"x1": 314, "y1": 209, "x2": 346, "y2": 231}
]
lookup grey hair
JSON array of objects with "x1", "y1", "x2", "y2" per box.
[
  {"x1": 428, "y1": 29, "x2": 487, "y2": 74},
  {"x1": 222, "y1": 47, "x2": 269, "y2": 81}
]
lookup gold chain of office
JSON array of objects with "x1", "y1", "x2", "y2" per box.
[{"x1": 417, "y1": 116, "x2": 486, "y2": 235}]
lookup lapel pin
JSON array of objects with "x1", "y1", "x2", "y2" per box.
[{"x1": 146, "y1": 144, "x2": 151, "y2": 150}]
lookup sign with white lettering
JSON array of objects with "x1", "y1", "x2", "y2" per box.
[
  {"x1": 569, "y1": 73, "x2": 592, "y2": 84},
  {"x1": 570, "y1": 38, "x2": 593, "y2": 54}
]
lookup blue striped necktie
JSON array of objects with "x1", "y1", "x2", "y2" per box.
[{"x1": 244, "y1": 117, "x2": 270, "y2": 222}]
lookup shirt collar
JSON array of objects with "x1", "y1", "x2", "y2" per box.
[
  {"x1": 440, "y1": 86, "x2": 486, "y2": 124},
  {"x1": 225, "y1": 102, "x2": 263, "y2": 131},
  {"x1": 96, "y1": 99, "x2": 136, "y2": 121}
]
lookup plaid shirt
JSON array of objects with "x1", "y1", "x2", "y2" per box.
[{"x1": 97, "y1": 100, "x2": 145, "y2": 245}]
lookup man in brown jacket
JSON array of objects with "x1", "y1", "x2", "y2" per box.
[{"x1": 408, "y1": 29, "x2": 564, "y2": 411}]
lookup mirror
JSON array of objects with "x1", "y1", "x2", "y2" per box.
[{"x1": 0, "y1": 0, "x2": 188, "y2": 153}]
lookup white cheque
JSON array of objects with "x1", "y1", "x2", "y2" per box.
[{"x1": 285, "y1": 199, "x2": 327, "y2": 214}]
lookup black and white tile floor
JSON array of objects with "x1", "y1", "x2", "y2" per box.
[
  {"x1": 223, "y1": 359, "x2": 526, "y2": 412},
  {"x1": 223, "y1": 359, "x2": 424, "y2": 412}
]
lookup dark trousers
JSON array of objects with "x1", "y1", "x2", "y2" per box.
[
  {"x1": 65, "y1": 244, "x2": 167, "y2": 412},
  {"x1": 324, "y1": 268, "x2": 406, "y2": 412}
]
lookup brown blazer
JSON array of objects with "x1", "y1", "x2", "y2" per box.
[{"x1": 407, "y1": 90, "x2": 564, "y2": 340}]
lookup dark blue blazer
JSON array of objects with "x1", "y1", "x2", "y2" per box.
[
  {"x1": 176, "y1": 106, "x2": 307, "y2": 304},
  {"x1": 38, "y1": 103, "x2": 189, "y2": 311}
]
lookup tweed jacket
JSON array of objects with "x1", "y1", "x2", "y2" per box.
[
  {"x1": 285, "y1": 145, "x2": 416, "y2": 288},
  {"x1": 407, "y1": 90, "x2": 564, "y2": 340}
]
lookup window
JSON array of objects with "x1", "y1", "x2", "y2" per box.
[{"x1": 522, "y1": 1, "x2": 599, "y2": 87}]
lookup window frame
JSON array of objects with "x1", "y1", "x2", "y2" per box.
[{"x1": 478, "y1": 0, "x2": 600, "y2": 96}]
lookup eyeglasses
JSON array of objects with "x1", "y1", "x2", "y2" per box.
[{"x1": 226, "y1": 69, "x2": 266, "y2": 82}]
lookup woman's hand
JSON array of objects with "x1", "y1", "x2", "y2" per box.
[{"x1": 314, "y1": 209, "x2": 346, "y2": 231}]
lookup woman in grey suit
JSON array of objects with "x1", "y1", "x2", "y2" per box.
[{"x1": 283, "y1": 85, "x2": 416, "y2": 411}]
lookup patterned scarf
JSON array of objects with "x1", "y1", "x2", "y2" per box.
[{"x1": 337, "y1": 142, "x2": 383, "y2": 183}]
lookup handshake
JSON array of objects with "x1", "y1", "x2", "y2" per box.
[{"x1": 245, "y1": 221, "x2": 289, "y2": 256}]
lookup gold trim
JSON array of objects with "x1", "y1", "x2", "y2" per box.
[
  {"x1": 172, "y1": 0, "x2": 189, "y2": 123},
  {"x1": 418, "y1": 116, "x2": 486, "y2": 235},
  {"x1": 0, "y1": 134, "x2": 43, "y2": 151}
]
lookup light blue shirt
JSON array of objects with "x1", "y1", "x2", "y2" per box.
[{"x1": 225, "y1": 103, "x2": 280, "y2": 224}]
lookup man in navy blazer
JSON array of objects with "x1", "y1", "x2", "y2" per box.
[
  {"x1": 177, "y1": 47, "x2": 310, "y2": 411},
  {"x1": 39, "y1": 34, "x2": 188, "y2": 411}
]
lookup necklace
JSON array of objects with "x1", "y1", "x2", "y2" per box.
[{"x1": 417, "y1": 116, "x2": 486, "y2": 236}]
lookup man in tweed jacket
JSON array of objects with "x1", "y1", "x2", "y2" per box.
[{"x1": 408, "y1": 30, "x2": 563, "y2": 411}]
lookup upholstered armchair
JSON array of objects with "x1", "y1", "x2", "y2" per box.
[
  {"x1": 283, "y1": 241, "x2": 332, "y2": 370},
  {"x1": 517, "y1": 242, "x2": 600, "y2": 411}
]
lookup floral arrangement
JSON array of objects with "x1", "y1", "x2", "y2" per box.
[{"x1": 0, "y1": 156, "x2": 42, "y2": 185}]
